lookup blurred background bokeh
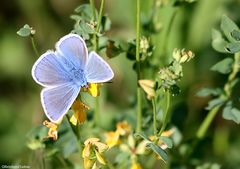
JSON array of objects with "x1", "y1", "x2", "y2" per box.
[{"x1": 0, "y1": 0, "x2": 240, "y2": 168}]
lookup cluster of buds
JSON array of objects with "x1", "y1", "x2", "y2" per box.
[
  {"x1": 158, "y1": 66, "x2": 180, "y2": 88},
  {"x1": 158, "y1": 48, "x2": 194, "y2": 89},
  {"x1": 173, "y1": 48, "x2": 195, "y2": 64},
  {"x1": 140, "y1": 36, "x2": 150, "y2": 55}
]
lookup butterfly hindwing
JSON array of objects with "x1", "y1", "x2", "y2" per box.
[
  {"x1": 41, "y1": 84, "x2": 80, "y2": 122},
  {"x1": 85, "y1": 51, "x2": 114, "y2": 83}
]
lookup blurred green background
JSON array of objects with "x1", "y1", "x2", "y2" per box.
[{"x1": 0, "y1": 0, "x2": 240, "y2": 168}]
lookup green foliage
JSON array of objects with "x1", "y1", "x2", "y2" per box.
[
  {"x1": 196, "y1": 88, "x2": 222, "y2": 97},
  {"x1": 212, "y1": 15, "x2": 240, "y2": 54},
  {"x1": 210, "y1": 57, "x2": 233, "y2": 74},
  {"x1": 231, "y1": 29, "x2": 240, "y2": 41},
  {"x1": 199, "y1": 15, "x2": 240, "y2": 124},
  {"x1": 11, "y1": 1, "x2": 240, "y2": 169},
  {"x1": 223, "y1": 101, "x2": 240, "y2": 124}
]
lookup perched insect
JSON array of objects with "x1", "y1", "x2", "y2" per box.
[{"x1": 32, "y1": 34, "x2": 114, "y2": 122}]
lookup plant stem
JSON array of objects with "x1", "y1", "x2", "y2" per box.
[
  {"x1": 196, "y1": 106, "x2": 221, "y2": 139},
  {"x1": 196, "y1": 52, "x2": 240, "y2": 139},
  {"x1": 89, "y1": 0, "x2": 105, "y2": 126},
  {"x1": 90, "y1": 0, "x2": 97, "y2": 21},
  {"x1": 66, "y1": 115, "x2": 82, "y2": 155},
  {"x1": 96, "y1": 0, "x2": 105, "y2": 33},
  {"x1": 159, "y1": 90, "x2": 171, "y2": 136},
  {"x1": 162, "y1": 9, "x2": 178, "y2": 58},
  {"x1": 30, "y1": 35, "x2": 40, "y2": 57},
  {"x1": 136, "y1": 0, "x2": 142, "y2": 133},
  {"x1": 152, "y1": 98, "x2": 157, "y2": 135}
]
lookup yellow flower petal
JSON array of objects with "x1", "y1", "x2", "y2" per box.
[
  {"x1": 95, "y1": 150, "x2": 107, "y2": 165},
  {"x1": 138, "y1": 79, "x2": 156, "y2": 100},
  {"x1": 116, "y1": 121, "x2": 131, "y2": 136},
  {"x1": 83, "y1": 157, "x2": 95, "y2": 169},
  {"x1": 82, "y1": 143, "x2": 91, "y2": 158},
  {"x1": 105, "y1": 131, "x2": 120, "y2": 148},
  {"x1": 70, "y1": 100, "x2": 89, "y2": 125},
  {"x1": 70, "y1": 114, "x2": 78, "y2": 126},
  {"x1": 43, "y1": 120, "x2": 58, "y2": 141},
  {"x1": 88, "y1": 83, "x2": 101, "y2": 97},
  {"x1": 84, "y1": 138, "x2": 100, "y2": 145},
  {"x1": 131, "y1": 162, "x2": 142, "y2": 169},
  {"x1": 94, "y1": 142, "x2": 108, "y2": 153}
]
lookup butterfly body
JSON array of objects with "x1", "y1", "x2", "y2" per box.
[{"x1": 32, "y1": 34, "x2": 114, "y2": 122}]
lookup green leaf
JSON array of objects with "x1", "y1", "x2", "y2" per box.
[
  {"x1": 212, "y1": 29, "x2": 228, "y2": 53},
  {"x1": 147, "y1": 143, "x2": 168, "y2": 162},
  {"x1": 221, "y1": 15, "x2": 239, "y2": 43},
  {"x1": 231, "y1": 29, "x2": 240, "y2": 41},
  {"x1": 206, "y1": 98, "x2": 226, "y2": 110},
  {"x1": 196, "y1": 88, "x2": 222, "y2": 97},
  {"x1": 211, "y1": 57, "x2": 233, "y2": 74},
  {"x1": 160, "y1": 136, "x2": 173, "y2": 148},
  {"x1": 223, "y1": 101, "x2": 240, "y2": 124},
  {"x1": 74, "y1": 4, "x2": 96, "y2": 21},
  {"x1": 17, "y1": 24, "x2": 31, "y2": 37},
  {"x1": 225, "y1": 42, "x2": 240, "y2": 53}
]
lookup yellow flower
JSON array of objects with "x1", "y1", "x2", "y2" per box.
[
  {"x1": 116, "y1": 121, "x2": 131, "y2": 136},
  {"x1": 131, "y1": 162, "x2": 142, "y2": 169},
  {"x1": 43, "y1": 120, "x2": 58, "y2": 141},
  {"x1": 105, "y1": 131, "x2": 120, "y2": 148},
  {"x1": 82, "y1": 83, "x2": 101, "y2": 97},
  {"x1": 82, "y1": 138, "x2": 108, "y2": 169},
  {"x1": 70, "y1": 100, "x2": 89, "y2": 125}
]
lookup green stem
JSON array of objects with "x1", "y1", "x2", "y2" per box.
[
  {"x1": 66, "y1": 115, "x2": 82, "y2": 155},
  {"x1": 30, "y1": 35, "x2": 40, "y2": 57},
  {"x1": 94, "y1": 96, "x2": 100, "y2": 126},
  {"x1": 89, "y1": 0, "x2": 97, "y2": 21},
  {"x1": 136, "y1": 0, "x2": 142, "y2": 133},
  {"x1": 196, "y1": 106, "x2": 221, "y2": 139},
  {"x1": 196, "y1": 52, "x2": 240, "y2": 139},
  {"x1": 89, "y1": 0, "x2": 105, "y2": 126},
  {"x1": 162, "y1": 9, "x2": 178, "y2": 60},
  {"x1": 159, "y1": 90, "x2": 171, "y2": 136},
  {"x1": 96, "y1": 0, "x2": 105, "y2": 33},
  {"x1": 152, "y1": 98, "x2": 157, "y2": 135}
]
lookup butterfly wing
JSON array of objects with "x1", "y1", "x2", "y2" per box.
[
  {"x1": 41, "y1": 83, "x2": 80, "y2": 122},
  {"x1": 32, "y1": 51, "x2": 70, "y2": 87},
  {"x1": 56, "y1": 34, "x2": 88, "y2": 70},
  {"x1": 85, "y1": 52, "x2": 114, "y2": 83}
]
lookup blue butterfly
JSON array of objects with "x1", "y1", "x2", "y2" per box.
[{"x1": 32, "y1": 34, "x2": 114, "y2": 122}]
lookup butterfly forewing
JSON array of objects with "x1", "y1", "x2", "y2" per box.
[
  {"x1": 56, "y1": 34, "x2": 88, "y2": 70},
  {"x1": 32, "y1": 51, "x2": 71, "y2": 87},
  {"x1": 85, "y1": 52, "x2": 114, "y2": 83}
]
